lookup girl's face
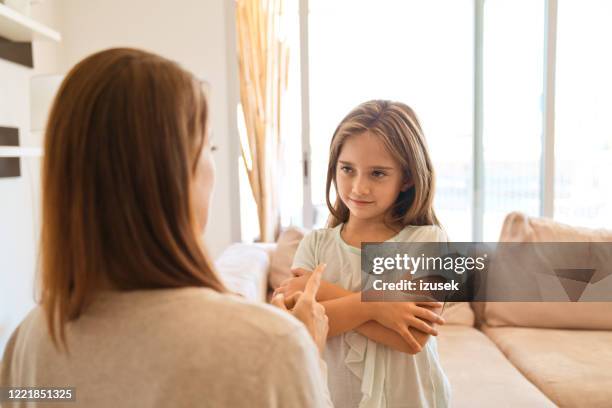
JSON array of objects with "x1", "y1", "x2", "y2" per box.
[
  {"x1": 191, "y1": 133, "x2": 216, "y2": 233},
  {"x1": 336, "y1": 131, "x2": 412, "y2": 224}
]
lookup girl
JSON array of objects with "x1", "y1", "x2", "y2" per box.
[{"x1": 275, "y1": 100, "x2": 451, "y2": 407}]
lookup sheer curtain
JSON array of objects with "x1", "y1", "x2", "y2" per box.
[{"x1": 236, "y1": 0, "x2": 290, "y2": 241}]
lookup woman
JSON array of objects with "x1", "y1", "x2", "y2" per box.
[{"x1": 1, "y1": 48, "x2": 330, "y2": 407}]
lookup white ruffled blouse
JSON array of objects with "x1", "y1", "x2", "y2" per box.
[{"x1": 292, "y1": 224, "x2": 451, "y2": 408}]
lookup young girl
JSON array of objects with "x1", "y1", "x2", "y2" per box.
[{"x1": 275, "y1": 100, "x2": 451, "y2": 407}]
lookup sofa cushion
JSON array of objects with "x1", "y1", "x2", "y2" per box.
[
  {"x1": 441, "y1": 302, "x2": 475, "y2": 326},
  {"x1": 483, "y1": 212, "x2": 612, "y2": 329},
  {"x1": 484, "y1": 302, "x2": 612, "y2": 330},
  {"x1": 482, "y1": 325, "x2": 612, "y2": 408},
  {"x1": 215, "y1": 243, "x2": 273, "y2": 302},
  {"x1": 437, "y1": 325, "x2": 554, "y2": 407},
  {"x1": 269, "y1": 227, "x2": 306, "y2": 289},
  {"x1": 499, "y1": 211, "x2": 612, "y2": 243}
]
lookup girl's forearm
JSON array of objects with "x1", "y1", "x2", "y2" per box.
[
  {"x1": 355, "y1": 321, "x2": 431, "y2": 354},
  {"x1": 317, "y1": 280, "x2": 353, "y2": 301},
  {"x1": 321, "y1": 293, "x2": 374, "y2": 337},
  {"x1": 318, "y1": 281, "x2": 434, "y2": 352},
  {"x1": 322, "y1": 295, "x2": 434, "y2": 351}
]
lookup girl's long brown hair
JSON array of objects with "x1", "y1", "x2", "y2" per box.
[
  {"x1": 40, "y1": 48, "x2": 226, "y2": 349},
  {"x1": 326, "y1": 100, "x2": 440, "y2": 228}
]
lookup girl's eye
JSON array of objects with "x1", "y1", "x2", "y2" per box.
[
  {"x1": 372, "y1": 171, "x2": 386, "y2": 178},
  {"x1": 340, "y1": 166, "x2": 353, "y2": 173}
]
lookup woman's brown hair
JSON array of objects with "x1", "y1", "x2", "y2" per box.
[
  {"x1": 326, "y1": 100, "x2": 440, "y2": 228},
  {"x1": 40, "y1": 48, "x2": 226, "y2": 349}
]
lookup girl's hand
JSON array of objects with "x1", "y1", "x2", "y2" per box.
[
  {"x1": 292, "y1": 267, "x2": 310, "y2": 277},
  {"x1": 273, "y1": 269, "x2": 313, "y2": 298},
  {"x1": 271, "y1": 264, "x2": 329, "y2": 354},
  {"x1": 371, "y1": 301, "x2": 445, "y2": 352}
]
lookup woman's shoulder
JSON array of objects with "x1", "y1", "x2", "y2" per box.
[
  {"x1": 5, "y1": 306, "x2": 47, "y2": 349},
  {"x1": 399, "y1": 224, "x2": 448, "y2": 242},
  {"x1": 2, "y1": 306, "x2": 53, "y2": 381},
  {"x1": 8, "y1": 289, "x2": 306, "y2": 346},
  {"x1": 156, "y1": 291, "x2": 324, "y2": 405},
  {"x1": 5, "y1": 290, "x2": 312, "y2": 370},
  {"x1": 138, "y1": 287, "x2": 307, "y2": 339},
  {"x1": 43, "y1": 287, "x2": 306, "y2": 347}
]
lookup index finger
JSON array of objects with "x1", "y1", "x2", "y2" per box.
[{"x1": 302, "y1": 263, "x2": 326, "y2": 300}]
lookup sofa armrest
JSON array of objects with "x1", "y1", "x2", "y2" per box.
[{"x1": 214, "y1": 243, "x2": 277, "y2": 302}]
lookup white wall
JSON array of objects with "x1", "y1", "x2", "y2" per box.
[
  {"x1": 55, "y1": 0, "x2": 240, "y2": 257},
  {"x1": 1, "y1": 0, "x2": 241, "y2": 352},
  {"x1": 0, "y1": 59, "x2": 40, "y2": 354},
  {"x1": 31, "y1": 0, "x2": 62, "y2": 75},
  {"x1": 0, "y1": 0, "x2": 62, "y2": 353}
]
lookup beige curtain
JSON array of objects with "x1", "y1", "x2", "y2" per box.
[{"x1": 236, "y1": 0, "x2": 289, "y2": 242}]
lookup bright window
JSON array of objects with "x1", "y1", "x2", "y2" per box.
[
  {"x1": 482, "y1": 0, "x2": 545, "y2": 240},
  {"x1": 267, "y1": 0, "x2": 611, "y2": 242},
  {"x1": 308, "y1": 0, "x2": 473, "y2": 240},
  {"x1": 554, "y1": 0, "x2": 612, "y2": 228}
]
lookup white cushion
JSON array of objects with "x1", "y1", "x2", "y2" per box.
[{"x1": 215, "y1": 243, "x2": 272, "y2": 302}]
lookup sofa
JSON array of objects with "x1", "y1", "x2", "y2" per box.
[{"x1": 215, "y1": 212, "x2": 612, "y2": 408}]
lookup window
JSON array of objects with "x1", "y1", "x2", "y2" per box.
[
  {"x1": 269, "y1": 0, "x2": 611, "y2": 241},
  {"x1": 307, "y1": 0, "x2": 473, "y2": 240},
  {"x1": 554, "y1": 0, "x2": 612, "y2": 228},
  {"x1": 482, "y1": 0, "x2": 544, "y2": 240}
]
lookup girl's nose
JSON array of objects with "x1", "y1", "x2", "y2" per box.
[{"x1": 353, "y1": 176, "x2": 371, "y2": 196}]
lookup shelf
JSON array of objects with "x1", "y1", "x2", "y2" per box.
[
  {"x1": 0, "y1": 3, "x2": 60, "y2": 42},
  {"x1": 0, "y1": 147, "x2": 42, "y2": 157}
]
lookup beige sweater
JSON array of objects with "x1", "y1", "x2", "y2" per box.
[{"x1": 1, "y1": 287, "x2": 331, "y2": 407}]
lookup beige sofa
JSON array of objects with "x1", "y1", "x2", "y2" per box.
[
  {"x1": 440, "y1": 213, "x2": 612, "y2": 408},
  {"x1": 438, "y1": 302, "x2": 612, "y2": 407},
  {"x1": 215, "y1": 213, "x2": 612, "y2": 408}
]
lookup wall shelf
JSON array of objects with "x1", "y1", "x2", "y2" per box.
[
  {"x1": 0, "y1": 3, "x2": 61, "y2": 42},
  {"x1": 0, "y1": 146, "x2": 43, "y2": 157}
]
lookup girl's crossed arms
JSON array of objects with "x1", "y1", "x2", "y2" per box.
[{"x1": 274, "y1": 267, "x2": 444, "y2": 354}]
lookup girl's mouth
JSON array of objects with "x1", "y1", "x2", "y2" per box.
[{"x1": 350, "y1": 198, "x2": 374, "y2": 206}]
